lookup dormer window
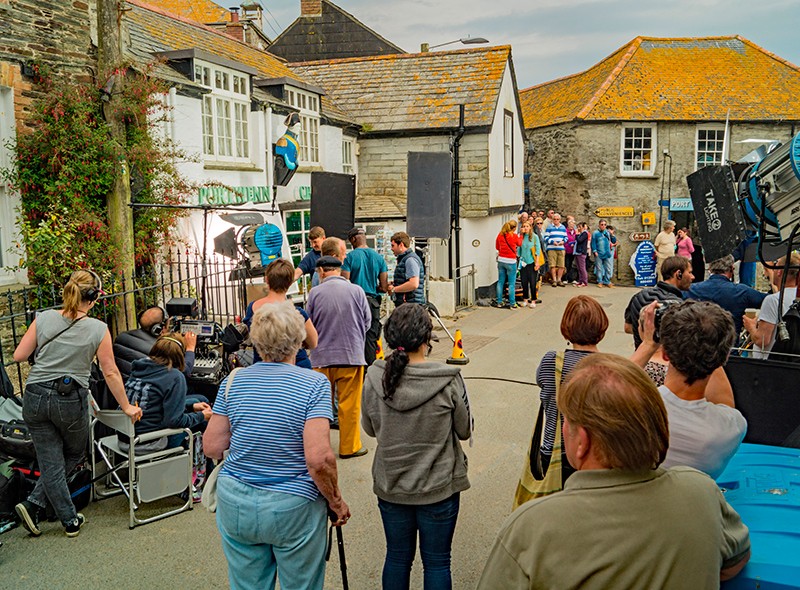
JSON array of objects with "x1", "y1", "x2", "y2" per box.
[
  {"x1": 285, "y1": 87, "x2": 320, "y2": 165},
  {"x1": 194, "y1": 60, "x2": 251, "y2": 162}
]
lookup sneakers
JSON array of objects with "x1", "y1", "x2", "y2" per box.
[
  {"x1": 535, "y1": 299, "x2": 543, "y2": 304},
  {"x1": 607, "y1": 283, "x2": 615, "y2": 288},
  {"x1": 509, "y1": 303, "x2": 519, "y2": 309},
  {"x1": 490, "y1": 300, "x2": 504, "y2": 308},
  {"x1": 558, "y1": 282, "x2": 566, "y2": 287},
  {"x1": 15, "y1": 501, "x2": 42, "y2": 537},
  {"x1": 64, "y1": 513, "x2": 86, "y2": 538},
  {"x1": 530, "y1": 302, "x2": 536, "y2": 308}
]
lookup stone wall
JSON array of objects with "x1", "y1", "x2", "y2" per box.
[
  {"x1": 0, "y1": 0, "x2": 95, "y2": 131},
  {"x1": 356, "y1": 133, "x2": 490, "y2": 220},
  {"x1": 526, "y1": 120, "x2": 798, "y2": 283}
]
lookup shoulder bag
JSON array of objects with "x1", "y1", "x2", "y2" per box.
[
  {"x1": 513, "y1": 351, "x2": 565, "y2": 509},
  {"x1": 202, "y1": 367, "x2": 241, "y2": 513}
]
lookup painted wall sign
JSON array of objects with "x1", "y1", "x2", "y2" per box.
[
  {"x1": 629, "y1": 232, "x2": 652, "y2": 241},
  {"x1": 198, "y1": 186, "x2": 272, "y2": 205},
  {"x1": 594, "y1": 206, "x2": 634, "y2": 217},
  {"x1": 670, "y1": 198, "x2": 694, "y2": 211},
  {"x1": 297, "y1": 185, "x2": 312, "y2": 201}
]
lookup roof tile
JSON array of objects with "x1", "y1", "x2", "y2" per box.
[{"x1": 520, "y1": 36, "x2": 800, "y2": 128}]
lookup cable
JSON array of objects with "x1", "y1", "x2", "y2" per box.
[{"x1": 463, "y1": 376, "x2": 538, "y2": 387}]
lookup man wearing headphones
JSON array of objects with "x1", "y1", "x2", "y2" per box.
[
  {"x1": 624, "y1": 256, "x2": 693, "y2": 349},
  {"x1": 113, "y1": 306, "x2": 197, "y2": 381}
]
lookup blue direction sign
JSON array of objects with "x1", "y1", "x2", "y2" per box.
[
  {"x1": 670, "y1": 198, "x2": 694, "y2": 211},
  {"x1": 631, "y1": 241, "x2": 657, "y2": 287}
]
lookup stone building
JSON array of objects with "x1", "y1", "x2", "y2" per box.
[
  {"x1": 520, "y1": 36, "x2": 800, "y2": 283},
  {"x1": 293, "y1": 46, "x2": 526, "y2": 293},
  {"x1": 0, "y1": 0, "x2": 97, "y2": 286}
]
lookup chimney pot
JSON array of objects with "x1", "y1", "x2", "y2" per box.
[{"x1": 230, "y1": 7, "x2": 240, "y2": 22}]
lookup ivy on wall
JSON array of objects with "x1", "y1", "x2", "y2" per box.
[{"x1": 1, "y1": 62, "x2": 192, "y2": 287}]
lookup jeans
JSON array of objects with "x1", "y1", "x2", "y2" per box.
[
  {"x1": 564, "y1": 253, "x2": 576, "y2": 282},
  {"x1": 595, "y1": 256, "x2": 614, "y2": 284},
  {"x1": 575, "y1": 254, "x2": 588, "y2": 285},
  {"x1": 364, "y1": 296, "x2": 383, "y2": 366},
  {"x1": 378, "y1": 493, "x2": 461, "y2": 590},
  {"x1": 22, "y1": 381, "x2": 90, "y2": 525},
  {"x1": 496, "y1": 262, "x2": 518, "y2": 305},
  {"x1": 519, "y1": 264, "x2": 538, "y2": 300},
  {"x1": 216, "y1": 476, "x2": 327, "y2": 590}
]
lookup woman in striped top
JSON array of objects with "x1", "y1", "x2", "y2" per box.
[
  {"x1": 536, "y1": 295, "x2": 609, "y2": 482},
  {"x1": 204, "y1": 301, "x2": 350, "y2": 590}
]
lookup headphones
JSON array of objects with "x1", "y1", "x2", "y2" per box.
[
  {"x1": 79, "y1": 270, "x2": 103, "y2": 302},
  {"x1": 138, "y1": 305, "x2": 168, "y2": 338},
  {"x1": 159, "y1": 335, "x2": 185, "y2": 352}
]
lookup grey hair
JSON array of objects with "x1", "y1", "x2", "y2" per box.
[
  {"x1": 708, "y1": 255, "x2": 735, "y2": 274},
  {"x1": 250, "y1": 301, "x2": 304, "y2": 362},
  {"x1": 664, "y1": 220, "x2": 676, "y2": 229}
]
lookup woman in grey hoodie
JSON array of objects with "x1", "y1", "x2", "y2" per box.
[{"x1": 362, "y1": 303, "x2": 472, "y2": 590}]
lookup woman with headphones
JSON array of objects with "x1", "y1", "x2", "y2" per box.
[{"x1": 13, "y1": 270, "x2": 142, "y2": 537}]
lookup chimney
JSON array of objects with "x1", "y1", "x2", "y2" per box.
[
  {"x1": 301, "y1": 0, "x2": 322, "y2": 17},
  {"x1": 230, "y1": 6, "x2": 240, "y2": 22}
]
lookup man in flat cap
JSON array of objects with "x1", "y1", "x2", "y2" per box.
[
  {"x1": 306, "y1": 249, "x2": 371, "y2": 459},
  {"x1": 342, "y1": 227, "x2": 389, "y2": 366}
]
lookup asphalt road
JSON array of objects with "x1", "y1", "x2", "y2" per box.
[{"x1": 1, "y1": 283, "x2": 639, "y2": 590}]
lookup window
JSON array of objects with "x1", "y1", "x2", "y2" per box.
[
  {"x1": 620, "y1": 124, "x2": 657, "y2": 175},
  {"x1": 286, "y1": 87, "x2": 321, "y2": 164},
  {"x1": 284, "y1": 208, "x2": 312, "y2": 270},
  {"x1": 696, "y1": 127, "x2": 725, "y2": 169},
  {"x1": 503, "y1": 110, "x2": 514, "y2": 177},
  {"x1": 194, "y1": 60, "x2": 250, "y2": 162},
  {"x1": 342, "y1": 137, "x2": 355, "y2": 175}
]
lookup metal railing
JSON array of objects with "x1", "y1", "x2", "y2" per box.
[
  {"x1": 0, "y1": 251, "x2": 245, "y2": 395},
  {"x1": 454, "y1": 264, "x2": 476, "y2": 311}
]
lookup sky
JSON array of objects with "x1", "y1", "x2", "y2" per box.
[{"x1": 264, "y1": 0, "x2": 800, "y2": 89}]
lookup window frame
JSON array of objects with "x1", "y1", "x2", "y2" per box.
[
  {"x1": 695, "y1": 124, "x2": 726, "y2": 170},
  {"x1": 503, "y1": 110, "x2": 514, "y2": 177},
  {"x1": 619, "y1": 123, "x2": 657, "y2": 176},
  {"x1": 342, "y1": 136, "x2": 355, "y2": 175},
  {"x1": 285, "y1": 86, "x2": 321, "y2": 165},
  {"x1": 194, "y1": 60, "x2": 251, "y2": 163}
]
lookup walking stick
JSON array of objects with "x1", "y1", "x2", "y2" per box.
[{"x1": 326, "y1": 508, "x2": 349, "y2": 589}]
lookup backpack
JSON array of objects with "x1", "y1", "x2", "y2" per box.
[{"x1": 770, "y1": 298, "x2": 800, "y2": 363}]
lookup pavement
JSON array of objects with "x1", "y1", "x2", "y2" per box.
[{"x1": 1, "y1": 282, "x2": 641, "y2": 590}]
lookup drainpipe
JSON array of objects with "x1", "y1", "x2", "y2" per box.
[
  {"x1": 168, "y1": 87, "x2": 177, "y2": 156},
  {"x1": 264, "y1": 104, "x2": 274, "y2": 207},
  {"x1": 451, "y1": 104, "x2": 465, "y2": 300}
]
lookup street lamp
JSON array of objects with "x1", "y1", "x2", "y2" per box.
[{"x1": 420, "y1": 37, "x2": 489, "y2": 52}]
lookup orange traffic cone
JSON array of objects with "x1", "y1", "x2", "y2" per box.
[
  {"x1": 446, "y1": 329, "x2": 469, "y2": 365},
  {"x1": 375, "y1": 338, "x2": 385, "y2": 360}
]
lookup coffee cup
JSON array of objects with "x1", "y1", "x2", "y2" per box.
[{"x1": 744, "y1": 308, "x2": 758, "y2": 319}]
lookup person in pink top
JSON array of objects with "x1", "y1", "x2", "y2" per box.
[{"x1": 675, "y1": 228, "x2": 695, "y2": 260}]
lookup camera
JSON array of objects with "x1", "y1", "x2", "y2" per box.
[{"x1": 653, "y1": 300, "x2": 678, "y2": 343}]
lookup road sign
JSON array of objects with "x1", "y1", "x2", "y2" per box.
[
  {"x1": 594, "y1": 206, "x2": 634, "y2": 217},
  {"x1": 670, "y1": 198, "x2": 694, "y2": 211},
  {"x1": 629, "y1": 232, "x2": 651, "y2": 241}
]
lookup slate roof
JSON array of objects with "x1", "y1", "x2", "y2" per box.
[
  {"x1": 292, "y1": 45, "x2": 514, "y2": 133},
  {"x1": 269, "y1": 0, "x2": 404, "y2": 63},
  {"x1": 137, "y1": 0, "x2": 229, "y2": 23},
  {"x1": 520, "y1": 36, "x2": 800, "y2": 129}
]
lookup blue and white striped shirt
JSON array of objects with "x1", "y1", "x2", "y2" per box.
[
  {"x1": 213, "y1": 362, "x2": 332, "y2": 500},
  {"x1": 544, "y1": 224, "x2": 567, "y2": 251}
]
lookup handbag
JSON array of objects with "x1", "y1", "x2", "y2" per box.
[
  {"x1": 513, "y1": 351, "x2": 565, "y2": 509},
  {"x1": 202, "y1": 367, "x2": 241, "y2": 513}
]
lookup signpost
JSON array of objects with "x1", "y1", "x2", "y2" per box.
[
  {"x1": 629, "y1": 232, "x2": 651, "y2": 242},
  {"x1": 594, "y1": 206, "x2": 635, "y2": 217}
]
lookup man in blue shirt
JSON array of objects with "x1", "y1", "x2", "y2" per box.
[
  {"x1": 686, "y1": 255, "x2": 767, "y2": 334},
  {"x1": 544, "y1": 213, "x2": 568, "y2": 287},
  {"x1": 293, "y1": 226, "x2": 326, "y2": 288},
  {"x1": 592, "y1": 219, "x2": 617, "y2": 287},
  {"x1": 342, "y1": 227, "x2": 389, "y2": 366}
]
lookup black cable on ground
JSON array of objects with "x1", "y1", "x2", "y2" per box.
[{"x1": 463, "y1": 376, "x2": 538, "y2": 387}]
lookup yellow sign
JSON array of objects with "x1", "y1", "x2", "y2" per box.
[
  {"x1": 594, "y1": 207, "x2": 635, "y2": 218},
  {"x1": 641, "y1": 212, "x2": 656, "y2": 225}
]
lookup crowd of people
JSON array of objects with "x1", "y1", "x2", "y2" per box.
[
  {"x1": 493, "y1": 209, "x2": 621, "y2": 309},
  {"x1": 14, "y1": 219, "x2": 782, "y2": 589}
]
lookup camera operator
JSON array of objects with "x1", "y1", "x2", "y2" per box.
[
  {"x1": 633, "y1": 300, "x2": 746, "y2": 479},
  {"x1": 624, "y1": 255, "x2": 692, "y2": 349},
  {"x1": 114, "y1": 306, "x2": 197, "y2": 381}
]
